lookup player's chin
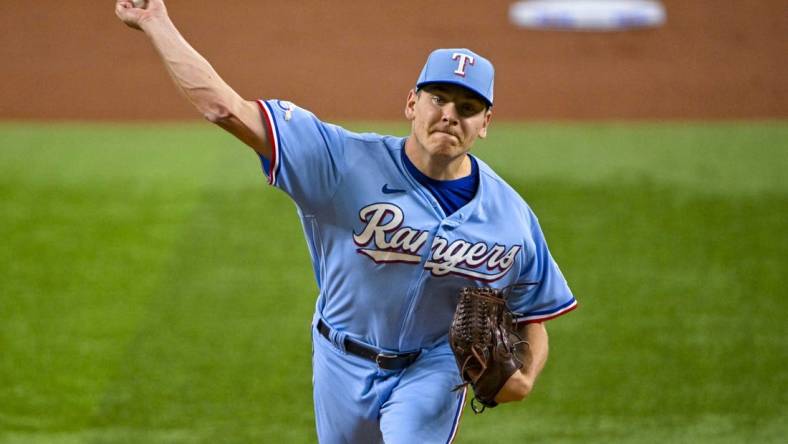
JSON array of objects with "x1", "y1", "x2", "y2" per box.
[
  {"x1": 429, "y1": 146, "x2": 470, "y2": 163},
  {"x1": 427, "y1": 141, "x2": 458, "y2": 155}
]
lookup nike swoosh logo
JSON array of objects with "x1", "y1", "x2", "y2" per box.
[{"x1": 382, "y1": 184, "x2": 407, "y2": 194}]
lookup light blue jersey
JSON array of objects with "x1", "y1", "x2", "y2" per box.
[{"x1": 256, "y1": 98, "x2": 576, "y2": 443}]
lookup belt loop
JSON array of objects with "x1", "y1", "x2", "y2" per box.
[{"x1": 329, "y1": 328, "x2": 348, "y2": 354}]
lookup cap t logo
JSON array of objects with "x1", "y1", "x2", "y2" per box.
[{"x1": 451, "y1": 52, "x2": 475, "y2": 77}]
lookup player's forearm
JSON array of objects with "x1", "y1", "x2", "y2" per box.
[
  {"x1": 519, "y1": 322, "x2": 549, "y2": 389},
  {"x1": 140, "y1": 16, "x2": 244, "y2": 122},
  {"x1": 493, "y1": 322, "x2": 548, "y2": 404}
]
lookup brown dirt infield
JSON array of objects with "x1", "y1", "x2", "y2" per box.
[{"x1": 1, "y1": 1, "x2": 785, "y2": 121}]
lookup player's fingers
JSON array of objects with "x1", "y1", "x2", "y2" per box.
[
  {"x1": 119, "y1": 0, "x2": 148, "y2": 9},
  {"x1": 115, "y1": 3, "x2": 133, "y2": 21},
  {"x1": 116, "y1": 0, "x2": 135, "y2": 14},
  {"x1": 141, "y1": 0, "x2": 166, "y2": 12},
  {"x1": 115, "y1": 2, "x2": 143, "y2": 30},
  {"x1": 115, "y1": 2, "x2": 128, "y2": 20}
]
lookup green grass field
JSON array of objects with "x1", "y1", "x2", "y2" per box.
[{"x1": 1, "y1": 121, "x2": 786, "y2": 443}]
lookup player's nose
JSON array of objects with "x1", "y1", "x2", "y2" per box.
[{"x1": 441, "y1": 102, "x2": 460, "y2": 125}]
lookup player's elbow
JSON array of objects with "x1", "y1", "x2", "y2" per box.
[{"x1": 202, "y1": 102, "x2": 234, "y2": 124}]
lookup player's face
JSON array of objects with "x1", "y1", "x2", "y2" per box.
[{"x1": 405, "y1": 84, "x2": 492, "y2": 161}]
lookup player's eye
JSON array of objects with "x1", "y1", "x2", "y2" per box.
[
  {"x1": 459, "y1": 102, "x2": 482, "y2": 117},
  {"x1": 431, "y1": 95, "x2": 446, "y2": 106}
]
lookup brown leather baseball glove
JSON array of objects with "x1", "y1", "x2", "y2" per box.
[{"x1": 449, "y1": 286, "x2": 524, "y2": 413}]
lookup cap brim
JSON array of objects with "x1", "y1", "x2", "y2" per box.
[{"x1": 416, "y1": 80, "x2": 493, "y2": 107}]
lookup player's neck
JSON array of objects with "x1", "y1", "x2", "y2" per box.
[{"x1": 404, "y1": 137, "x2": 471, "y2": 180}]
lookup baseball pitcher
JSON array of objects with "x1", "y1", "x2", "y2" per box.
[{"x1": 116, "y1": 1, "x2": 577, "y2": 442}]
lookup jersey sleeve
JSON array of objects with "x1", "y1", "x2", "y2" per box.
[
  {"x1": 256, "y1": 99, "x2": 346, "y2": 212},
  {"x1": 509, "y1": 207, "x2": 577, "y2": 323}
]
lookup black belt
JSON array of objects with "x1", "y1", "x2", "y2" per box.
[{"x1": 316, "y1": 319, "x2": 420, "y2": 371}]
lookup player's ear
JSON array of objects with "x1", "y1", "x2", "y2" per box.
[
  {"x1": 477, "y1": 109, "x2": 493, "y2": 139},
  {"x1": 405, "y1": 89, "x2": 418, "y2": 121}
]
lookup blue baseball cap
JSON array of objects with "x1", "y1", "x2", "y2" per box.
[{"x1": 416, "y1": 48, "x2": 495, "y2": 106}]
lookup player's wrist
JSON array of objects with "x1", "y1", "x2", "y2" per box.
[{"x1": 139, "y1": 13, "x2": 173, "y2": 36}]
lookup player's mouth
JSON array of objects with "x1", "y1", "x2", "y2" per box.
[{"x1": 432, "y1": 129, "x2": 460, "y2": 141}]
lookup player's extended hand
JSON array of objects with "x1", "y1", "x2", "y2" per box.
[{"x1": 115, "y1": 0, "x2": 168, "y2": 31}]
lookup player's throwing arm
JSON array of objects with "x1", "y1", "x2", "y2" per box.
[{"x1": 114, "y1": 0, "x2": 270, "y2": 157}]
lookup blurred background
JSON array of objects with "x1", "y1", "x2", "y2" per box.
[
  {"x1": 1, "y1": 0, "x2": 785, "y2": 120},
  {"x1": 1, "y1": 1, "x2": 786, "y2": 443}
]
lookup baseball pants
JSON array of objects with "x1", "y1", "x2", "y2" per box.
[{"x1": 311, "y1": 322, "x2": 466, "y2": 443}]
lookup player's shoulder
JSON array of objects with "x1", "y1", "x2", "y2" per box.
[
  {"x1": 344, "y1": 130, "x2": 404, "y2": 146},
  {"x1": 335, "y1": 128, "x2": 407, "y2": 156},
  {"x1": 267, "y1": 99, "x2": 405, "y2": 150},
  {"x1": 475, "y1": 156, "x2": 539, "y2": 222},
  {"x1": 476, "y1": 157, "x2": 527, "y2": 201}
]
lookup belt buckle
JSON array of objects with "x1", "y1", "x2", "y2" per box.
[{"x1": 375, "y1": 352, "x2": 399, "y2": 369}]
